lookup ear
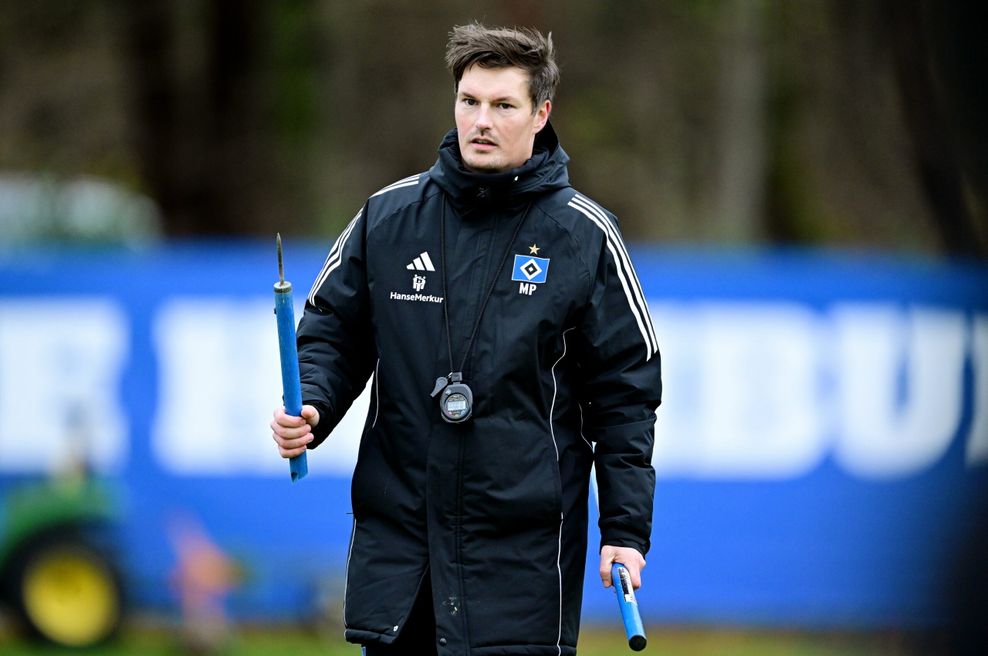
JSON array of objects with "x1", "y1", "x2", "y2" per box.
[{"x1": 533, "y1": 100, "x2": 551, "y2": 134}]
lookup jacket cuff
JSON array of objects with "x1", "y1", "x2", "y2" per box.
[
  {"x1": 599, "y1": 531, "x2": 649, "y2": 557},
  {"x1": 303, "y1": 400, "x2": 334, "y2": 448}
]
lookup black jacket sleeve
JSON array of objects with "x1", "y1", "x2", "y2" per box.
[
  {"x1": 296, "y1": 206, "x2": 376, "y2": 447},
  {"x1": 576, "y1": 224, "x2": 662, "y2": 556}
]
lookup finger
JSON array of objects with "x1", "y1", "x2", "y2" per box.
[
  {"x1": 632, "y1": 553, "x2": 646, "y2": 589},
  {"x1": 599, "y1": 555, "x2": 614, "y2": 588},
  {"x1": 273, "y1": 432, "x2": 312, "y2": 456},
  {"x1": 270, "y1": 419, "x2": 312, "y2": 440},
  {"x1": 300, "y1": 405, "x2": 320, "y2": 424},
  {"x1": 273, "y1": 406, "x2": 308, "y2": 428},
  {"x1": 272, "y1": 429, "x2": 312, "y2": 450},
  {"x1": 628, "y1": 564, "x2": 642, "y2": 590},
  {"x1": 277, "y1": 443, "x2": 309, "y2": 459}
]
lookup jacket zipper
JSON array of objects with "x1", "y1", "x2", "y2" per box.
[
  {"x1": 454, "y1": 425, "x2": 469, "y2": 647},
  {"x1": 452, "y1": 212, "x2": 500, "y2": 649}
]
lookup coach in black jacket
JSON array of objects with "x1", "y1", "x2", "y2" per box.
[{"x1": 272, "y1": 23, "x2": 662, "y2": 656}]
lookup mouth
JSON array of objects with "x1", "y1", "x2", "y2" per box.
[{"x1": 471, "y1": 137, "x2": 497, "y2": 149}]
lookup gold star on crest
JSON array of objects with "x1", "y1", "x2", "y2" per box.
[{"x1": 529, "y1": 243, "x2": 540, "y2": 255}]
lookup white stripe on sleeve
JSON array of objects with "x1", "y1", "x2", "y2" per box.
[
  {"x1": 307, "y1": 209, "x2": 362, "y2": 305},
  {"x1": 370, "y1": 174, "x2": 420, "y2": 197},
  {"x1": 571, "y1": 194, "x2": 658, "y2": 350},
  {"x1": 568, "y1": 196, "x2": 658, "y2": 360}
]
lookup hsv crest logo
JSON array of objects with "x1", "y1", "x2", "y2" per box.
[
  {"x1": 412, "y1": 274, "x2": 426, "y2": 292},
  {"x1": 511, "y1": 254, "x2": 550, "y2": 296}
]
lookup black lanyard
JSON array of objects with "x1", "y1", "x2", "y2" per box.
[{"x1": 430, "y1": 197, "x2": 532, "y2": 421}]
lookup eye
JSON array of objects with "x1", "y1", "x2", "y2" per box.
[
  {"x1": 461, "y1": 98, "x2": 477, "y2": 106},
  {"x1": 497, "y1": 103, "x2": 514, "y2": 110}
]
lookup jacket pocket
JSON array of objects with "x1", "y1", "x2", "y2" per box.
[{"x1": 461, "y1": 427, "x2": 563, "y2": 533}]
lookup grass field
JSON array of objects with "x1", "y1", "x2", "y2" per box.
[{"x1": 0, "y1": 623, "x2": 940, "y2": 655}]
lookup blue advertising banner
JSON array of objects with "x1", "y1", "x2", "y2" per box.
[{"x1": 0, "y1": 242, "x2": 985, "y2": 628}]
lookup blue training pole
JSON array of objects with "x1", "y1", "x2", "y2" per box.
[
  {"x1": 274, "y1": 234, "x2": 308, "y2": 482},
  {"x1": 612, "y1": 562, "x2": 647, "y2": 651}
]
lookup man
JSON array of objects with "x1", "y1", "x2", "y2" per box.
[{"x1": 272, "y1": 23, "x2": 661, "y2": 655}]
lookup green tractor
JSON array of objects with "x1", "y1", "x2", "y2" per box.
[{"x1": 0, "y1": 477, "x2": 125, "y2": 647}]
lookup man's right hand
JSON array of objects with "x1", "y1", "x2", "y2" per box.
[{"x1": 271, "y1": 405, "x2": 321, "y2": 459}]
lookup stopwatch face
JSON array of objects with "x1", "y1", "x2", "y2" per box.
[{"x1": 440, "y1": 384, "x2": 473, "y2": 423}]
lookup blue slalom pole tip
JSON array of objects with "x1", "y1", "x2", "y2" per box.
[
  {"x1": 612, "y1": 562, "x2": 646, "y2": 651},
  {"x1": 290, "y1": 454, "x2": 308, "y2": 482}
]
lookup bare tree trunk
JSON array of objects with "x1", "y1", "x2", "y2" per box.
[
  {"x1": 712, "y1": 0, "x2": 767, "y2": 242},
  {"x1": 885, "y1": 0, "x2": 983, "y2": 257},
  {"x1": 203, "y1": 0, "x2": 266, "y2": 235},
  {"x1": 920, "y1": 0, "x2": 988, "y2": 257},
  {"x1": 117, "y1": 0, "x2": 265, "y2": 236},
  {"x1": 118, "y1": 0, "x2": 195, "y2": 234}
]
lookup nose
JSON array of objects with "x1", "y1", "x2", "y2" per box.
[{"x1": 475, "y1": 104, "x2": 493, "y2": 130}]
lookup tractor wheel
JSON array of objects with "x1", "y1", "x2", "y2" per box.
[{"x1": 12, "y1": 538, "x2": 123, "y2": 647}]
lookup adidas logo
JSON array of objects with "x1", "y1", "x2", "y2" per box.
[{"x1": 406, "y1": 252, "x2": 436, "y2": 271}]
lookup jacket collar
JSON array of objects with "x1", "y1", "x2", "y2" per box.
[{"x1": 429, "y1": 121, "x2": 570, "y2": 214}]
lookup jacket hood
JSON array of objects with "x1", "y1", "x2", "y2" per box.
[{"x1": 429, "y1": 121, "x2": 570, "y2": 212}]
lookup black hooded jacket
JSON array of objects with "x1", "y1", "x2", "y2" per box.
[{"x1": 298, "y1": 123, "x2": 661, "y2": 655}]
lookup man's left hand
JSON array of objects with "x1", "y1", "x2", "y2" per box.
[{"x1": 599, "y1": 545, "x2": 645, "y2": 589}]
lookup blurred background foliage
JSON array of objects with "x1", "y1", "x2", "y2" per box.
[{"x1": 0, "y1": 0, "x2": 985, "y2": 256}]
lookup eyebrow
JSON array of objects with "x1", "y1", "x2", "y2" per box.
[{"x1": 457, "y1": 90, "x2": 522, "y2": 104}]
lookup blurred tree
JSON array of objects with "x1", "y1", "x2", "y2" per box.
[
  {"x1": 711, "y1": 0, "x2": 768, "y2": 243},
  {"x1": 884, "y1": 0, "x2": 986, "y2": 257},
  {"x1": 0, "y1": 2, "x2": 133, "y2": 179},
  {"x1": 0, "y1": 0, "x2": 984, "y2": 255},
  {"x1": 117, "y1": 0, "x2": 314, "y2": 236}
]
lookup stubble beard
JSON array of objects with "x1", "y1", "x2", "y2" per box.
[{"x1": 462, "y1": 151, "x2": 506, "y2": 174}]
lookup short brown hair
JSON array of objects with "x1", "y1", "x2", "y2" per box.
[{"x1": 445, "y1": 22, "x2": 560, "y2": 112}]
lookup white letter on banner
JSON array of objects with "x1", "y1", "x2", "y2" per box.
[
  {"x1": 651, "y1": 302, "x2": 825, "y2": 478},
  {"x1": 966, "y1": 315, "x2": 988, "y2": 466},
  {"x1": 834, "y1": 305, "x2": 965, "y2": 477},
  {"x1": 151, "y1": 298, "x2": 365, "y2": 476},
  {"x1": 0, "y1": 299, "x2": 128, "y2": 473}
]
